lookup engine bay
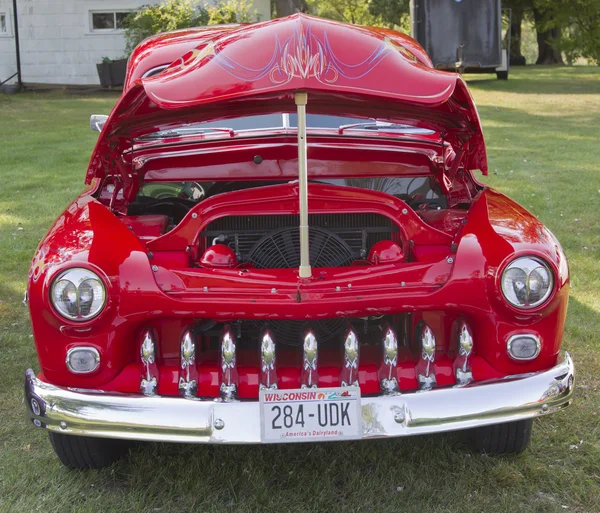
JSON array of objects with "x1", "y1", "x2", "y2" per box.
[
  {"x1": 124, "y1": 177, "x2": 451, "y2": 228},
  {"x1": 102, "y1": 177, "x2": 473, "y2": 270}
]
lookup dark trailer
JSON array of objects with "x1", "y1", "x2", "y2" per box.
[{"x1": 410, "y1": 0, "x2": 510, "y2": 80}]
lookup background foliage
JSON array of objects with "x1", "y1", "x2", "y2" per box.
[
  {"x1": 541, "y1": 0, "x2": 600, "y2": 64},
  {"x1": 125, "y1": 0, "x2": 258, "y2": 54},
  {"x1": 125, "y1": 0, "x2": 599, "y2": 65},
  {"x1": 305, "y1": 0, "x2": 410, "y2": 32}
]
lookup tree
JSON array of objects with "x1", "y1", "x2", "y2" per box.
[
  {"x1": 566, "y1": 0, "x2": 600, "y2": 64},
  {"x1": 500, "y1": 0, "x2": 567, "y2": 65},
  {"x1": 306, "y1": 0, "x2": 380, "y2": 25},
  {"x1": 532, "y1": 3, "x2": 564, "y2": 64},
  {"x1": 540, "y1": 0, "x2": 600, "y2": 65},
  {"x1": 273, "y1": 0, "x2": 309, "y2": 17},
  {"x1": 206, "y1": 0, "x2": 258, "y2": 24},
  {"x1": 305, "y1": 0, "x2": 409, "y2": 28},
  {"x1": 502, "y1": 0, "x2": 530, "y2": 65},
  {"x1": 125, "y1": 0, "x2": 208, "y2": 54},
  {"x1": 368, "y1": 0, "x2": 410, "y2": 29},
  {"x1": 124, "y1": 0, "x2": 257, "y2": 54}
]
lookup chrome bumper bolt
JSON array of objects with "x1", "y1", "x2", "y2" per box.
[
  {"x1": 394, "y1": 411, "x2": 405, "y2": 424},
  {"x1": 60, "y1": 421, "x2": 67, "y2": 430},
  {"x1": 214, "y1": 418, "x2": 225, "y2": 430},
  {"x1": 30, "y1": 398, "x2": 41, "y2": 416}
]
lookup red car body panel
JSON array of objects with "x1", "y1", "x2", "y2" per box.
[
  {"x1": 125, "y1": 25, "x2": 241, "y2": 88},
  {"x1": 28, "y1": 187, "x2": 568, "y2": 391},
  {"x1": 27, "y1": 15, "x2": 569, "y2": 402}
]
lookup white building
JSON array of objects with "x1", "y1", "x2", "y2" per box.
[{"x1": 0, "y1": 0, "x2": 270, "y2": 87}]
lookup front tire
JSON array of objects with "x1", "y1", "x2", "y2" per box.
[
  {"x1": 49, "y1": 432, "x2": 130, "y2": 469},
  {"x1": 468, "y1": 419, "x2": 533, "y2": 454}
]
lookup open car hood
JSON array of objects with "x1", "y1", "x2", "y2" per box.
[{"x1": 87, "y1": 14, "x2": 487, "y2": 183}]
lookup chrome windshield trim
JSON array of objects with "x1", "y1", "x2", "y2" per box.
[
  {"x1": 24, "y1": 354, "x2": 574, "y2": 444},
  {"x1": 133, "y1": 113, "x2": 439, "y2": 143}
]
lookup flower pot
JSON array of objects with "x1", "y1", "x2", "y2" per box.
[{"x1": 96, "y1": 59, "x2": 128, "y2": 88}]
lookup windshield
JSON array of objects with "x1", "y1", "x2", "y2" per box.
[
  {"x1": 135, "y1": 177, "x2": 443, "y2": 207},
  {"x1": 137, "y1": 114, "x2": 436, "y2": 141}
]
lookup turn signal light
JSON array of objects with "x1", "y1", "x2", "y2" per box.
[
  {"x1": 507, "y1": 335, "x2": 541, "y2": 361},
  {"x1": 66, "y1": 347, "x2": 100, "y2": 374}
]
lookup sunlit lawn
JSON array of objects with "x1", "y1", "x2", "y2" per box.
[{"x1": 0, "y1": 66, "x2": 599, "y2": 512}]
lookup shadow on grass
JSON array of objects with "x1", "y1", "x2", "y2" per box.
[
  {"x1": 467, "y1": 66, "x2": 600, "y2": 95},
  {"x1": 114, "y1": 431, "x2": 473, "y2": 511}
]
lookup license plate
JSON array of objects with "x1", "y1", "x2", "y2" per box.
[{"x1": 260, "y1": 387, "x2": 362, "y2": 443}]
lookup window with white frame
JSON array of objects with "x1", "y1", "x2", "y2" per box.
[
  {"x1": 0, "y1": 13, "x2": 7, "y2": 33},
  {"x1": 90, "y1": 11, "x2": 134, "y2": 32}
]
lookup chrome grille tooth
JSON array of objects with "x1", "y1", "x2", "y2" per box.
[
  {"x1": 417, "y1": 325, "x2": 437, "y2": 391},
  {"x1": 140, "y1": 328, "x2": 158, "y2": 396},
  {"x1": 219, "y1": 324, "x2": 239, "y2": 401},
  {"x1": 340, "y1": 326, "x2": 359, "y2": 387},
  {"x1": 259, "y1": 327, "x2": 278, "y2": 390},
  {"x1": 379, "y1": 324, "x2": 400, "y2": 395},
  {"x1": 178, "y1": 329, "x2": 198, "y2": 398},
  {"x1": 300, "y1": 329, "x2": 318, "y2": 388},
  {"x1": 454, "y1": 321, "x2": 474, "y2": 386}
]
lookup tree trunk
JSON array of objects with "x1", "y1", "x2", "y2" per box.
[
  {"x1": 274, "y1": 0, "x2": 309, "y2": 17},
  {"x1": 533, "y1": 7, "x2": 564, "y2": 65},
  {"x1": 506, "y1": 7, "x2": 526, "y2": 65}
]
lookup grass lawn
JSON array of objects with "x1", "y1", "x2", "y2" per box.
[{"x1": 1, "y1": 66, "x2": 599, "y2": 513}]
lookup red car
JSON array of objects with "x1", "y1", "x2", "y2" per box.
[{"x1": 24, "y1": 14, "x2": 574, "y2": 469}]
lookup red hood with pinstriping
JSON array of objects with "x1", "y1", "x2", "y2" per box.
[{"x1": 86, "y1": 14, "x2": 487, "y2": 184}]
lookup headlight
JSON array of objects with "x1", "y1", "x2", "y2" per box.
[
  {"x1": 51, "y1": 268, "x2": 106, "y2": 321},
  {"x1": 501, "y1": 257, "x2": 554, "y2": 309}
]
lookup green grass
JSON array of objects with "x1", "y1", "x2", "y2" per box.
[{"x1": 1, "y1": 67, "x2": 599, "y2": 513}]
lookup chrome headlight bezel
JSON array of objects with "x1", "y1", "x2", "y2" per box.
[
  {"x1": 50, "y1": 268, "x2": 107, "y2": 322},
  {"x1": 500, "y1": 256, "x2": 554, "y2": 310}
]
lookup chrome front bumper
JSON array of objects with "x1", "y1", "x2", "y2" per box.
[{"x1": 24, "y1": 354, "x2": 574, "y2": 444}]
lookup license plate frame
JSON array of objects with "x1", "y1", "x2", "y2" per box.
[{"x1": 259, "y1": 387, "x2": 362, "y2": 443}]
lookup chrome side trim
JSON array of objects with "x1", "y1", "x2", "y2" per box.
[
  {"x1": 24, "y1": 354, "x2": 575, "y2": 444},
  {"x1": 219, "y1": 325, "x2": 238, "y2": 401},
  {"x1": 301, "y1": 328, "x2": 318, "y2": 388}
]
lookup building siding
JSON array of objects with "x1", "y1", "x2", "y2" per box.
[{"x1": 0, "y1": 0, "x2": 270, "y2": 87}]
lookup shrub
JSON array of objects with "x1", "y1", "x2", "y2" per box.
[
  {"x1": 124, "y1": 0, "x2": 209, "y2": 54},
  {"x1": 124, "y1": 0, "x2": 258, "y2": 55},
  {"x1": 207, "y1": 0, "x2": 258, "y2": 24}
]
